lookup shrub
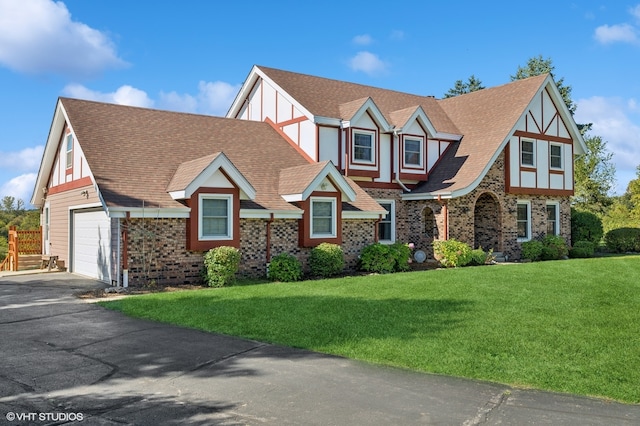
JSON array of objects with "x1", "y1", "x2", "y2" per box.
[
  {"x1": 540, "y1": 235, "x2": 569, "y2": 260},
  {"x1": 309, "y1": 243, "x2": 344, "y2": 278},
  {"x1": 604, "y1": 228, "x2": 640, "y2": 253},
  {"x1": 359, "y1": 243, "x2": 396, "y2": 274},
  {"x1": 569, "y1": 240, "x2": 595, "y2": 258},
  {"x1": 432, "y1": 239, "x2": 472, "y2": 268},
  {"x1": 389, "y1": 242, "x2": 412, "y2": 272},
  {"x1": 469, "y1": 247, "x2": 494, "y2": 266},
  {"x1": 268, "y1": 253, "x2": 303, "y2": 282},
  {"x1": 203, "y1": 246, "x2": 241, "y2": 287},
  {"x1": 521, "y1": 240, "x2": 544, "y2": 261},
  {"x1": 571, "y1": 209, "x2": 603, "y2": 245}
]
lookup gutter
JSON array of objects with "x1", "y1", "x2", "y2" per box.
[{"x1": 392, "y1": 128, "x2": 411, "y2": 193}]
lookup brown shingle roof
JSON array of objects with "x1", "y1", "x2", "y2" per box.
[
  {"x1": 166, "y1": 152, "x2": 221, "y2": 193},
  {"x1": 411, "y1": 74, "x2": 549, "y2": 195},
  {"x1": 257, "y1": 66, "x2": 459, "y2": 134},
  {"x1": 61, "y1": 98, "x2": 381, "y2": 214},
  {"x1": 279, "y1": 162, "x2": 332, "y2": 196}
]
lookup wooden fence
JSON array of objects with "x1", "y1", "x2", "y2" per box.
[{"x1": 0, "y1": 226, "x2": 42, "y2": 271}]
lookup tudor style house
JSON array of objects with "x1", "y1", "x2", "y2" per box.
[
  {"x1": 227, "y1": 66, "x2": 587, "y2": 261},
  {"x1": 30, "y1": 98, "x2": 385, "y2": 285},
  {"x1": 31, "y1": 65, "x2": 586, "y2": 284}
]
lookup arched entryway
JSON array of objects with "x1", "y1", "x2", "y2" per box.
[{"x1": 474, "y1": 192, "x2": 501, "y2": 251}]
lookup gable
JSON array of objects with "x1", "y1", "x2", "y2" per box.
[{"x1": 516, "y1": 87, "x2": 572, "y2": 140}]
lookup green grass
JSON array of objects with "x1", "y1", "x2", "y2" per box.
[{"x1": 100, "y1": 256, "x2": 640, "y2": 403}]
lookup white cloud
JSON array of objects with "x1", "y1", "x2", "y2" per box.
[
  {"x1": 62, "y1": 80, "x2": 240, "y2": 116},
  {"x1": 575, "y1": 96, "x2": 640, "y2": 193},
  {"x1": 349, "y1": 51, "x2": 388, "y2": 76},
  {"x1": 63, "y1": 84, "x2": 154, "y2": 108},
  {"x1": 631, "y1": 4, "x2": 640, "y2": 21},
  {"x1": 160, "y1": 81, "x2": 240, "y2": 116},
  {"x1": 353, "y1": 34, "x2": 373, "y2": 45},
  {"x1": 0, "y1": 173, "x2": 37, "y2": 205},
  {"x1": 0, "y1": 146, "x2": 44, "y2": 173},
  {"x1": 594, "y1": 23, "x2": 639, "y2": 44},
  {"x1": 0, "y1": 0, "x2": 126, "y2": 77}
]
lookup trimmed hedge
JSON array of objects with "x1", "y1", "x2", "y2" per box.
[
  {"x1": 521, "y1": 235, "x2": 568, "y2": 261},
  {"x1": 309, "y1": 243, "x2": 344, "y2": 278},
  {"x1": 604, "y1": 228, "x2": 640, "y2": 253},
  {"x1": 359, "y1": 242, "x2": 412, "y2": 273},
  {"x1": 569, "y1": 241, "x2": 595, "y2": 258},
  {"x1": 268, "y1": 253, "x2": 303, "y2": 282},
  {"x1": 203, "y1": 246, "x2": 240, "y2": 287}
]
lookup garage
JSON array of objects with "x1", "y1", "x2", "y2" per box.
[{"x1": 72, "y1": 209, "x2": 112, "y2": 282}]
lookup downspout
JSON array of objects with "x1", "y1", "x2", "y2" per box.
[
  {"x1": 392, "y1": 129, "x2": 411, "y2": 192},
  {"x1": 374, "y1": 214, "x2": 383, "y2": 242},
  {"x1": 438, "y1": 194, "x2": 449, "y2": 240},
  {"x1": 266, "y1": 213, "x2": 274, "y2": 265},
  {"x1": 122, "y1": 212, "x2": 130, "y2": 287},
  {"x1": 116, "y1": 219, "x2": 120, "y2": 287}
]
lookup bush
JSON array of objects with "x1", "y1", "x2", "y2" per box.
[
  {"x1": 521, "y1": 240, "x2": 544, "y2": 261},
  {"x1": 359, "y1": 243, "x2": 396, "y2": 274},
  {"x1": 203, "y1": 246, "x2": 240, "y2": 287},
  {"x1": 309, "y1": 243, "x2": 344, "y2": 278},
  {"x1": 571, "y1": 209, "x2": 603, "y2": 245},
  {"x1": 569, "y1": 240, "x2": 595, "y2": 258},
  {"x1": 268, "y1": 253, "x2": 303, "y2": 282},
  {"x1": 432, "y1": 239, "x2": 472, "y2": 267},
  {"x1": 469, "y1": 247, "x2": 494, "y2": 266},
  {"x1": 604, "y1": 228, "x2": 640, "y2": 253},
  {"x1": 359, "y1": 242, "x2": 414, "y2": 273},
  {"x1": 540, "y1": 235, "x2": 569, "y2": 260},
  {"x1": 522, "y1": 235, "x2": 568, "y2": 261},
  {"x1": 389, "y1": 242, "x2": 412, "y2": 272}
]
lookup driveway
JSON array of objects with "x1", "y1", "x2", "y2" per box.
[{"x1": 0, "y1": 273, "x2": 638, "y2": 425}]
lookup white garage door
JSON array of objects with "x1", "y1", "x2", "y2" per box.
[{"x1": 73, "y1": 209, "x2": 111, "y2": 282}]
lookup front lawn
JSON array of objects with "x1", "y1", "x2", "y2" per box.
[{"x1": 101, "y1": 256, "x2": 640, "y2": 403}]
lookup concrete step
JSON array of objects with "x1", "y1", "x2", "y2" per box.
[{"x1": 492, "y1": 252, "x2": 507, "y2": 263}]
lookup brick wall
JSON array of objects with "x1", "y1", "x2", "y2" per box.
[
  {"x1": 363, "y1": 151, "x2": 572, "y2": 262},
  {"x1": 123, "y1": 216, "x2": 378, "y2": 285},
  {"x1": 125, "y1": 217, "x2": 203, "y2": 286}
]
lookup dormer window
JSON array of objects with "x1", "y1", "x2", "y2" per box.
[
  {"x1": 199, "y1": 194, "x2": 232, "y2": 240},
  {"x1": 353, "y1": 131, "x2": 374, "y2": 163},
  {"x1": 311, "y1": 197, "x2": 336, "y2": 238},
  {"x1": 404, "y1": 138, "x2": 423, "y2": 167}
]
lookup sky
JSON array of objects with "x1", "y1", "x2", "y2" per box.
[{"x1": 1, "y1": 0, "x2": 639, "y2": 208}]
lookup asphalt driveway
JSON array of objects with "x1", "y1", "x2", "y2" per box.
[{"x1": 0, "y1": 273, "x2": 638, "y2": 425}]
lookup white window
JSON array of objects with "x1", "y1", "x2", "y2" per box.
[
  {"x1": 549, "y1": 143, "x2": 563, "y2": 169},
  {"x1": 517, "y1": 200, "x2": 531, "y2": 241},
  {"x1": 66, "y1": 134, "x2": 73, "y2": 169},
  {"x1": 546, "y1": 202, "x2": 559, "y2": 235},
  {"x1": 353, "y1": 131, "x2": 374, "y2": 163},
  {"x1": 404, "y1": 138, "x2": 422, "y2": 167},
  {"x1": 199, "y1": 194, "x2": 232, "y2": 240},
  {"x1": 377, "y1": 200, "x2": 395, "y2": 243},
  {"x1": 311, "y1": 197, "x2": 336, "y2": 238},
  {"x1": 521, "y1": 140, "x2": 535, "y2": 167}
]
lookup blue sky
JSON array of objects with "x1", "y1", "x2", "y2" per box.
[{"x1": 1, "y1": 0, "x2": 639, "y2": 207}]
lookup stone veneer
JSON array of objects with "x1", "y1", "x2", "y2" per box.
[
  {"x1": 124, "y1": 216, "x2": 377, "y2": 286},
  {"x1": 364, "y1": 150, "x2": 572, "y2": 262}
]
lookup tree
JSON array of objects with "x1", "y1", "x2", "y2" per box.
[
  {"x1": 572, "y1": 135, "x2": 616, "y2": 215},
  {"x1": 444, "y1": 75, "x2": 485, "y2": 98},
  {"x1": 602, "y1": 165, "x2": 640, "y2": 231},
  {"x1": 511, "y1": 55, "x2": 576, "y2": 115}
]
